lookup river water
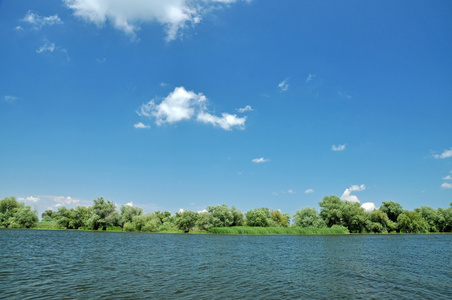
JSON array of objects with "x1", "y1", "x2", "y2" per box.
[{"x1": 0, "y1": 229, "x2": 451, "y2": 299}]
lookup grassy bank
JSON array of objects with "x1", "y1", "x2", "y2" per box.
[{"x1": 208, "y1": 226, "x2": 350, "y2": 235}]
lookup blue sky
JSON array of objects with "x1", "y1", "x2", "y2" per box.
[{"x1": 1, "y1": 0, "x2": 451, "y2": 217}]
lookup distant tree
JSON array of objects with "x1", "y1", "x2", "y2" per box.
[
  {"x1": 270, "y1": 210, "x2": 290, "y2": 227},
  {"x1": 196, "y1": 212, "x2": 214, "y2": 231},
  {"x1": 0, "y1": 197, "x2": 38, "y2": 228},
  {"x1": 397, "y1": 210, "x2": 429, "y2": 233},
  {"x1": 437, "y1": 207, "x2": 452, "y2": 232},
  {"x1": 175, "y1": 210, "x2": 198, "y2": 233},
  {"x1": 415, "y1": 206, "x2": 441, "y2": 232},
  {"x1": 86, "y1": 197, "x2": 118, "y2": 230},
  {"x1": 365, "y1": 209, "x2": 395, "y2": 233},
  {"x1": 293, "y1": 207, "x2": 326, "y2": 228},
  {"x1": 245, "y1": 208, "x2": 271, "y2": 227},
  {"x1": 120, "y1": 205, "x2": 143, "y2": 226},
  {"x1": 379, "y1": 201, "x2": 403, "y2": 223},
  {"x1": 133, "y1": 213, "x2": 160, "y2": 232},
  {"x1": 319, "y1": 195, "x2": 367, "y2": 233},
  {"x1": 231, "y1": 206, "x2": 244, "y2": 226},
  {"x1": 41, "y1": 210, "x2": 55, "y2": 222},
  {"x1": 207, "y1": 204, "x2": 234, "y2": 227},
  {"x1": 155, "y1": 211, "x2": 171, "y2": 224}
]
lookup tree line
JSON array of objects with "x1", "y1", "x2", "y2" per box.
[{"x1": 1, "y1": 196, "x2": 451, "y2": 233}]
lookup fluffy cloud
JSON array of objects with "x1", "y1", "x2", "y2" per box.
[
  {"x1": 441, "y1": 182, "x2": 452, "y2": 189},
  {"x1": 278, "y1": 78, "x2": 289, "y2": 91},
  {"x1": 36, "y1": 42, "x2": 56, "y2": 53},
  {"x1": 21, "y1": 11, "x2": 63, "y2": 29},
  {"x1": 341, "y1": 184, "x2": 365, "y2": 203},
  {"x1": 332, "y1": 144, "x2": 346, "y2": 151},
  {"x1": 126, "y1": 202, "x2": 134, "y2": 206},
  {"x1": 361, "y1": 202, "x2": 377, "y2": 212},
  {"x1": 138, "y1": 86, "x2": 247, "y2": 130},
  {"x1": 252, "y1": 157, "x2": 269, "y2": 163},
  {"x1": 442, "y1": 175, "x2": 452, "y2": 180},
  {"x1": 134, "y1": 122, "x2": 150, "y2": 129},
  {"x1": 433, "y1": 148, "x2": 452, "y2": 159},
  {"x1": 237, "y1": 105, "x2": 253, "y2": 113},
  {"x1": 304, "y1": 189, "x2": 315, "y2": 194},
  {"x1": 63, "y1": 0, "x2": 248, "y2": 41}
]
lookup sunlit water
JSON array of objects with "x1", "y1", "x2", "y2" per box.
[{"x1": 0, "y1": 229, "x2": 451, "y2": 299}]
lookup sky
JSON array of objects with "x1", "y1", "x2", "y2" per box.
[{"x1": 1, "y1": 0, "x2": 451, "y2": 217}]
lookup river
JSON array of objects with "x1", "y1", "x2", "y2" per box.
[{"x1": 0, "y1": 229, "x2": 451, "y2": 299}]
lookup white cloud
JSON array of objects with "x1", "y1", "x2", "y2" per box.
[
  {"x1": 442, "y1": 175, "x2": 452, "y2": 180},
  {"x1": 15, "y1": 26, "x2": 24, "y2": 31},
  {"x1": 21, "y1": 11, "x2": 63, "y2": 29},
  {"x1": 332, "y1": 144, "x2": 346, "y2": 151},
  {"x1": 139, "y1": 86, "x2": 206, "y2": 125},
  {"x1": 197, "y1": 112, "x2": 246, "y2": 131},
  {"x1": 304, "y1": 189, "x2": 315, "y2": 194},
  {"x1": 36, "y1": 42, "x2": 56, "y2": 53},
  {"x1": 287, "y1": 189, "x2": 296, "y2": 194},
  {"x1": 433, "y1": 148, "x2": 452, "y2": 159},
  {"x1": 126, "y1": 202, "x2": 133, "y2": 206},
  {"x1": 441, "y1": 182, "x2": 452, "y2": 189},
  {"x1": 134, "y1": 122, "x2": 150, "y2": 129},
  {"x1": 18, "y1": 196, "x2": 40, "y2": 202},
  {"x1": 361, "y1": 202, "x2": 376, "y2": 212},
  {"x1": 341, "y1": 184, "x2": 366, "y2": 203},
  {"x1": 252, "y1": 157, "x2": 269, "y2": 163},
  {"x1": 53, "y1": 196, "x2": 80, "y2": 205},
  {"x1": 278, "y1": 78, "x2": 289, "y2": 91},
  {"x1": 63, "y1": 0, "x2": 247, "y2": 41},
  {"x1": 138, "y1": 86, "x2": 247, "y2": 130},
  {"x1": 306, "y1": 74, "x2": 315, "y2": 83},
  {"x1": 4, "y1": 95, "x2": 20, "y2": 102},
  {"x1": 236, "y1": 105, "x2": 253, "y2": 113}
]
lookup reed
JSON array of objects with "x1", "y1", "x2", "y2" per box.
[{"x1": 208, "y1": 226, "x2": 349, "y2": 235}]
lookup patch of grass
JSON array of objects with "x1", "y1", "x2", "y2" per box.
[
  {"x1": 36, "y1": 221, "x2": 65, "y2": 229},
  {"x1": 106, "y1": 226, "x2": 122, "y2": 231},
  {"x1": 208, "y1": 226, "x2": 350, "y2": 235}
]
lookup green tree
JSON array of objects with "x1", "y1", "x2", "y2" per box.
[
  {"x1": 415, "y1": 206, "x2": 440, "y2": 232},
  {"x1": 270, "y1": 210, "x2": 290, "y2": 227},
  {"x1": 379, "y1": 201, "x2": 404, "y2": 223},
  {"x1": 319, "y1": 195, "x2": 367, "y2": 233},
  {"x1": 175, "y1": 210, "x2": 198, "y2": 233},
  {"x1": 133, "y1": 213, "x2": 160, "y2": 232},
  {"x1": 41, "y1": 210, "x2": 55, "y2": 222},
  {"x1": 231, "y1": 206, "x2": 244, "y2": 226},
  {"x1": 245, "y1": 208, "x2": 271, "y2": 227},
  {"x1": 196, "y1": 212, "x2": 214, "y2": 231},
  {"x1": 207, "y1": 204, "x2": 234, "y2": 227},
  {"x1": 0, "y1": 197, "x2": 38, "y2": 228},
  {"x1": 293, "y1": 207, "x2": 326, "y2": 228},
  {"x1": 86, "y1": 197, "x2": 118, "y2": 230},
  {"x1": 120, "y1": 205, "x2": 143, "y2": 226},
  {"x1": 397, "y1": 210, "x2": 429, "y2": 233}
]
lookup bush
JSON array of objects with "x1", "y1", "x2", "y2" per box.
[{"x1": 123, "y1": 222, "x2": 136, "y2": 232}]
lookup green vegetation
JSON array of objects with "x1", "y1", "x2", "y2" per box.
[
  {"x1": 1, "y1": 196, "x2": 452, "y2": 234},
  {"x1": 208, "y1": 226, "x2": 349, "y2": 235}
]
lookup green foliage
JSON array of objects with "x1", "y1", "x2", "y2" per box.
[
  {"x1": 106, "y1": 226, "x2": 122, "y2": 231},
  {"x1": 365, "y1": 210, "x2": 391, "y2": 233},
  {"x1": 208, "y1": 226, "x2": 349, "y2": 235},
  {"x1": 88, "y1": 197, "x2": 118, "y2": 230},
  {"x1": 397, "y1": 211, "x2": 429, "y2": 233},
  {"x1": 380, "y1": 201, "x2": 404, "y2": 223},
  {"x1": 123, "y1": 222, "x2": 136, "y2": 232},
  {"x1": 120, "y1": 205, "x2": 143, "y2": 226},
  {"x1": 175, "y1": 210, "x2": 198, "y2": 233},
  {"x1": 292, "y1": 207, "x2": 326, "y2": 228},
  {"x1": 270, "y1": 210, "x2": 290, "y2": 227},
  {"x1": 133, "y1": 213, "x2": 160, "y2": 232},
  {"x1": 319, "y1": 196, "x2": 367, "y2": 233},
  {"x1": 196, "y1": 212, "x2": 214, "y2": 231},
  {"x1": 207, "y1": 204, "x2": 234, "y2": 227},
  {"x1": 245, "y1": 207, "x2": 271, "y2": 227},
  {"x1": 0, "y1": 197, "x2": 38, "y2": 228},
  {"x1": 231, "y1": 206, "x2": 244, "y2": 226}
]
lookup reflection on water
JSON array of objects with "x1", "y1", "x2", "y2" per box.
[{"x1": 1, "y1": 230, "x2": 451, "y2": 299}]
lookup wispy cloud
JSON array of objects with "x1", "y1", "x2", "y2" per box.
[
  {"x1": 21, "y1": 10, "x2": 63, "y2": 29},
  {"x1": 278, "y1": 78, "x2": 289, "y2": 91},
  {"x1": 138, "y1": 86, "x2": 247, "y2": 131},
  {"x1": 341, "y1": 184, "x2": 365, "y2": 203},
  {"x1": 36, "y1": 40, "x2": 69, "y2": 61},
  {"x1": 433, "y1": 147, "x2": 452, "y2": 159},
  {"x1": 252, "y1": 157, "x2": 269, "y2": 163},
  {"x1": 36, "y1": 42, "x2": 56, "y2": 53},
  {"x1": 332, "y1": 144, "x2": 346, "y2": 151},
  {"x1": 15, "y1": 26, "x2": 24, "y2": 31},
  {"x1": 441, "y1": 182, "x2": 452, "y2": 189},
  {"x1": 338, "y1": 91, "x2": 352, "y2": 99},
  {"x1": 273, "y1": 189, "x2": 296, "y2": 196},
  {"x1": 442, "y1": 175, "x2": 452, "y2": 180},
  {"x1": 304, "y1": 189, "x2": 315, "y2": 194},
  {"x1": 306, "y1": 74, "x2": 315, "y2": 83},
  {"x1": 4, "y1": 95, "x2": 20, "y2": 102},
  {"x1": 134, "y1": 122, "x2": 150, "y2": 129},
  {"x1": 63, "y1": 0, "x2": 249, "y2": 41},
  {"x1": 237, "y1": 105, "x2": 253, "y2": 113},
  {"x1": 18, "y1": 196, "x2": 40, "y2": 202}
]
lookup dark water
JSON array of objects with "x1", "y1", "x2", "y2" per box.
[{"x1": 0, "y1": 230, "x2": 451, "y2": 299}]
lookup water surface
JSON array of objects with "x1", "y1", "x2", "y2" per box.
[{"x1": 1, "y1": 229, "x2": 451, "y2": 299}]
